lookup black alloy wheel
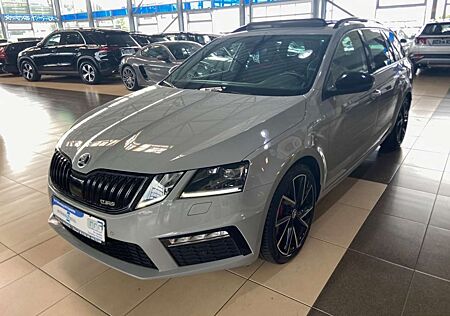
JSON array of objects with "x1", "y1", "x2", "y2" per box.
[
  {"x1": 260, "y1": 164, "x2": 317, "y2": 264},
  {"x1": 21, "y1": 61, "x2": 40, "y2": 81},
  {"x1": 122, "y1": 66, "x2": 140, "y2": 91},
  {"x1": 79, "y1": 61, "x2": 100, "y2": 84},
  {"x1": 380, "y1": 97, "x2": 410, "y2": 152}
]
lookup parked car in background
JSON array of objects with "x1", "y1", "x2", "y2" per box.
[
  {"x1": 409, "y1": 21, "x2": 450, "y2": 72},
  {"x1": 120, "y1": 40, "x2": 201, "y2": 90},
  {"x1": 17, "y1": 29, "x2": 139, "y2": 84},
  {"x1": 393, "y1": 27, "x2": 419, "y2": 53},
  {"x1": 161, "y1": 32, "x2": 215, "y2": 45},
  {"x1": 0, "y1": 40, "x2": 40, "y2": 74},
  {"x1": 130, "y1": 33, "x2": 169, "y2": 46},
  {"x1": 48, "y1": 18, "x2": 412, "y2": 279}
]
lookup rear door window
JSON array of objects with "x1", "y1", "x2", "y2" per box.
[
  {"x1": 361, "y1": 29, "x2": 394, "y2": 72},
  {"x1": 61, "y1": 32, "x2": 84, "y2": 45},
  {"x1": 383, "y1": 30, "x2": 404, "y2": 61}
]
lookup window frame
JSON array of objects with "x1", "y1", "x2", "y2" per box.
[
  {"x1": 61, "y1": 31, "x2": 86, "y2": 46},
  {"x1": 360, "y1": 28, "x2": 396, "y2": 73},
  {"x1": 43, "y1": 32, "x2": 62, "y2": 47},
  {"x1": 141, "y1": 44, "x2": 174, "y2": 60},
  {"x1": 322, "y1": 29, "x2": 371, "y2": 100}
]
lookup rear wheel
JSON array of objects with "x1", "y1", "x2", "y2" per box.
[
  {"x1": 21, "y1": 61, "x2": 40, "y2": 81},
  {"x1": 79, "y1": 61, "x2": 100, "y2": 84},
  {"x1": 380, "y1": 97, "x2": 410, "y2": 152},
  {"x1": 260, "y1": 164, "x2": 317, "y2": 264},
  {"x1": 121, "y1": 66, "x2": 140, "y2": 91}
]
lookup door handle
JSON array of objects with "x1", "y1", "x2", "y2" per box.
[{"x1": 372, "y1": 89, "x2": 382, "y2": 97}]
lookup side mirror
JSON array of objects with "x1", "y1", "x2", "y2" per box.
[
  {"x1": 157, "y1": 54, "x2": 170, "y2": 62},
  {"x1": 326, "y1": 72, "x2": 374, "y2": 98},
  {"x1": 400, "y1": 38, "x2": 408, "y2": 44}
]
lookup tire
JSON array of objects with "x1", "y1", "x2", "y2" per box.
[
  {"x1": 380, "y1": 97, "x2": 410, "y2": 152},
  {"x1": 121, "y1": 66, "x2": 140, "y2": 91},
  {"x1": 260, "y1": 164, "x2": 317, "y2": 264},
  {"x1": 79, "y1": 61, "x2": 100, "y2": 84},
  {"x1": 21, "y1": 60, "x2": 41, "y2": 82}
]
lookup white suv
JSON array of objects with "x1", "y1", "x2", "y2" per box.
[{"x1": 410, "y1": 21, "x2": 450, "y2": 71}]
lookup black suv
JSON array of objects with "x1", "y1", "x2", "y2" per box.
[
  {"x1": 0, "y1": 40, "x2": 40, "y2": 74},
  {"x1": 18, "y1": 29, "x2": 139, "y2": 84}
]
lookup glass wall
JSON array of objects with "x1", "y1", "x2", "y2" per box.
[{"x1": 60, "y1": 0, "x2": 87, "y2": 14}]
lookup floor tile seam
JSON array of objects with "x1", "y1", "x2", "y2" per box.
[
  {"x1": 0, "y1": 256, "x2": 36, "y2": 290},
  {"x1": 16, "y1": 252, "x2": 113, "y2": 316},
  {"x1": 369, "y1": 207, "x2": 433, "y2": 226},
  {"x1": 212, "y1": 278, "x2": 252, "y2": 316},
  {"x1": 1, "y1": 174, "x2": 48, "y2": 196},
  {"x1": 122, "y1": 278, "x2": 172, "y2": 316},
  {"x1": 240, "y1": 278, "x2": 316, "y2": 310},
  {"x1": 74, "y1": 269, "x2": 168, "y2": 316},
  {"x1": 226, "y1": 260, "x2": 264, "y2": 280}
]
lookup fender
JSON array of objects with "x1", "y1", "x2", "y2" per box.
[
  {"x1": 17, "y1": 57, "x2": 38, "y2": 75},
  {"x1": 76, "y1": 56, "x2": 99, "y2": 70}
]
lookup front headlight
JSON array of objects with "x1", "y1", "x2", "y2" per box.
[
  {"x1": 180, "y1": 162, "x2": 249, "y2": 198},
  {"x1": 136, "y1": 172, "x2": 184, "y2": 209}
]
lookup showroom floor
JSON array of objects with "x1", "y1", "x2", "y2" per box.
[{"x1": 0, "y1": 71, "x2": 450, "y2": 316}]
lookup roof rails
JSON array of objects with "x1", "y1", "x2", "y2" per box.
[
  {"x1": 333, "y1": 17, "x2": 382, "y2": 29},
  {"x1": 232, "y1": 18, "x2": 328, "y2": 33}
]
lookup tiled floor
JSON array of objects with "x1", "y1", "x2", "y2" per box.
[{"x1": 0, "y1": 69, "x2": 449, "y2": 315}]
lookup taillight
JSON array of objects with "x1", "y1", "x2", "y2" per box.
[
  {"x1": 0, "y1": 47, "x2": 6, "y2": 59},
  {"x1": 415, "y1": 37, "x2": 428, "y2": 45},
  {"x1": 98, "y1": 46, "x2": 119, "y2": 53}
]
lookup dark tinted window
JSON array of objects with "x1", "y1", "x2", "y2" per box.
[
  {"x1": 132, "y1": 34, "x2": 150, "y2": 46},
  {"x1": 422, "y1": 23, "x2": 450, "y2": 35},
  {"x1": 82, "y1": 31, "x2": 136, "y2": 47},
  {"x1": 326, "y1": 30, "x2": 368, "y2": 90},
  {"x1": 361, "y1": 29, "x2": 393, "y2": 71},
  {"x1": 167, "y1": 42, "x2": 201, "y2": 60},
  {"x1": 141, "y1": 45, "x2": 169, "y2": 58},
  {"x1": 62, "y1": 32, "x2": 84, "y2": 45},
  {"x1": 44, "y1": 33, "x2": 61, "y2": 47}
]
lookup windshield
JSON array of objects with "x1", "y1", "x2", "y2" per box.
[
  {"x1": 167, "y1": 42, "x2": 201, "y2": 60},
  {"x1": 165, "y1": 34, "x2": 330, "y2": 96}
]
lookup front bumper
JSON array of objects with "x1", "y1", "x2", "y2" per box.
[{"x1": 48, "y1": 182, "x2": 271, "y2": 279}]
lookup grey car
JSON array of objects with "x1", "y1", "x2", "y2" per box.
[
  {"x1": 48, "y1": 18, "x2": 412, "y2": 279},
  {"x1": 119, "y1": 41, "x2": 202, "y2": 90}
]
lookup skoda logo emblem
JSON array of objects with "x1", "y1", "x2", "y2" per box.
[{"x1": 77, "y1": 153, "x2": 91, "y2": 168}]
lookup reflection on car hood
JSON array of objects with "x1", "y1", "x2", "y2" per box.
[{"x1": 57, "y1": 85, "x2": 307, "y2": 174}]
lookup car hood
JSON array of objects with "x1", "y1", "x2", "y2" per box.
[{"x1": 58, "y1": 85, "x2": 307, "y2": 174}]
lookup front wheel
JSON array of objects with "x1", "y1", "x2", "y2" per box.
[
  {"x1": 21, "y1": 61, "x2": 41, "y2": 81},
  {"x1": 79, "y1": 61, "x2": 100, "y2": 84},
  {"x1": 380, "y1": 97, "x2": 410, "y2": 152},
  {"x1": 121, "y1": 66, "x2": 140, "y2": 91},
  {"x1": 260, "y1": 164, "x2": 317, "y2": 264}
]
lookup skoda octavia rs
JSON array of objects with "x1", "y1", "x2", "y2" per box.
[{"x1": 48, "y1": 18, "x2": 412, "y2": 279}]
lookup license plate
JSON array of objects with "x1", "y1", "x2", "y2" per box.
[
  {"x1": 121, "y1": 48, "x2": 135, "y2": 56},
  {"x1": 432, "y1": 39, "x2": 450, "y2": 45},
  {"x1": 52, "y1": 197, "x2": 105, "y2": 244}
]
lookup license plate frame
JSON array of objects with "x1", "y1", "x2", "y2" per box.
[{"x1": 52, "y1": 197, "x2": 106, "y2": 244}]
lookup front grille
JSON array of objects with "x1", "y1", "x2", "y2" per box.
[
  {"x1": 66, "y1": 226, "x2": 157, "y2": 269},
  {"x1": 162, "y1": 227, "x2": 251, "y2": 266},
  {"x1": 49, "y1": 151, "x2": 150, "y2": 214}
]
